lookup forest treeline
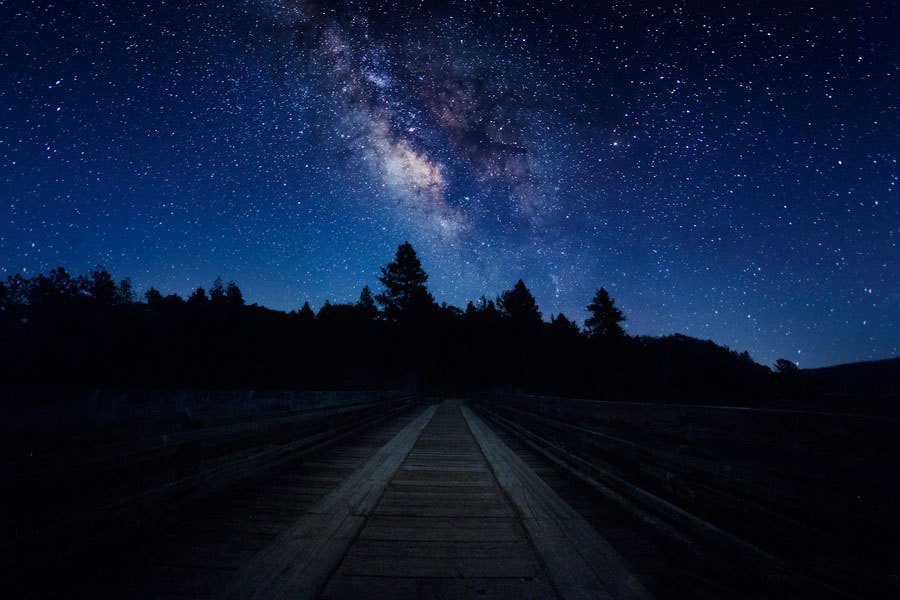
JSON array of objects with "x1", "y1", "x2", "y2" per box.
[{"x1": 0, "y1": 242, "x2": 778, "y2": 403}]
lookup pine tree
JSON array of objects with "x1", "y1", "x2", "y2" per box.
[
  {"x1": 550, "y1": 313, "x2": 581, "y2": 336},
  {"x1": 144, "y1": 287, "x2": 163, "y2": 306},
  {"x1": 116, "y1": 278, "x2": 135, "y2": 304},
  {"x1": 585, "y1": 287, "x2": 626, "y2": 338},
  {"x1": 480, "y1": 297, "x2": 499, "y2": 316},
  {"x1": 357, "y1": 285, "x2": 378, "y2": 319},
  {"x1": 497, "y1": 280, "x2": 542, "y2": 323},
  {"x1": 80, "y1": 269, "x2": 117, "y2": 306},
  {"x1": 376, "y1": 242, "x2": 435, "y2": 320},
  {"x1": 188, "y1": 287, "x2": 208, "y2": 305},
  {"x1": 225, "y1": 281, "x2": 244, "y2": 306},
  {"x1": 774, "y1": 358, "x2": 798, "y2": 373},
  {"x1": 298, "y1": 301, "x2": 316, "y2": 323},
  {"x1": 209, "y1": 277, "x2": 225, "y2": 303}
]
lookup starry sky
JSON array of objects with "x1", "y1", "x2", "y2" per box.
[{"x1": 1, "y1": 0, "x2": 897, "y2": 368}]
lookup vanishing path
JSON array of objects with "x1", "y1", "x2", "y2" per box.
[
  {"x1": 319, "y1": 399, "x2": 556, "y2": 599},
  {"x1": 213, "y1": 399, "x2": 642, "y2": 599},
  {"x1": 12, "y1": 393, "x2": 892, "y2": 598},
  {"x1": 55, "y1": 399, "x2": 642, "y2": 599}
]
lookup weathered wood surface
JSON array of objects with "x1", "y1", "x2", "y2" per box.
[
  {"x1": 11, "y1": 392, "x2": 884, "y2": 599},
  {"x1": 319, "y1": 399, "x2": 559, "y2": 599},
  {"x1": 29, "y1": 399, "x2": 621, "y2": 599},
  {"x1": 211, "y1": 403, "x2": 438, "y2": 600},
  {"x1": 472, "y1": 394, "x2": 899, "y2": 599},
  {"x1": 463, "y1": 405, "x2": 648, "y2": 600},
  {"x1": 3, "y1": 393, "x2": 416, "y2": 563},
  {"x1": 9, "y1": 403, "x2": 428, "y2": 598}
]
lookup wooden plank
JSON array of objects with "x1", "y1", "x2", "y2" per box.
[
  {"x1": 348, "y1": 539, "x2": 534, "y2": 559},
  {"x1": 320, "y1": 574, "x2": 555, "y2": 600},
  {"x1": 462, "y1": 405, "x2": 650, "y2": 600},
  {"x1": 340, "y1": 552, "x2": 542, "y2": 578},
  {"x1": 16, "y1": 406, "x2": 426, "y2": 599},
  {"x1": 387, "y1": 480, "x2": 494, "y2": 490},
  {"x1": 373, "y1": 502, "x2": 514, "y2": 518},
  {"x1": 321, "y1": 399, "x2": 559, "y2": 599},
  {"x1": 393, "y1": 469, "x2": 491, "y2": 480},
  {"x1": 210, "y1": 404, "x2": 437, "y2": 600},
  {"x1": 359, "y1": 515, "x2": 525, "y2": 542},
  {"x1": 17, "y1": 400, "x2": 417, "y2": 556},
  {"x1": 380, "y1": 489, "x2": 498, "y2": 501}
]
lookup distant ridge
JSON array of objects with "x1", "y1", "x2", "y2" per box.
[{"x1": 801, "y1": 357, "x2": 900, "y2": 389}]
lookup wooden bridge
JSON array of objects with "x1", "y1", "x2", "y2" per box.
[{"x1": 2, "y1": 392, "x2": 897, "y2": 598}]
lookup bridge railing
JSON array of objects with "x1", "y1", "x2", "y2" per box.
[
  {"x1": 472, "y1": 392, "x2": 899, "y2": 598},
  {"x1": 1, "y1": 389, "x2": 418, "y2": 567}
]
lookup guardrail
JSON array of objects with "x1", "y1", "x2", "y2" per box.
[
  {"x1": 472, "y1": 393, "x2": 899, "y2": 599},
  {"x1": 2, "y1": 390, "x2": 418, "y2": 567}
]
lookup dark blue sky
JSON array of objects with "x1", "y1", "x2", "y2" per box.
[{"x1": 1, "y1": 0, "x2": 897, "y2": 368}]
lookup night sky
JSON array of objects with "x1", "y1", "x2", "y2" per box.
[{"x1": 1, "y1": 1, "x2": 897, "y2": 368}]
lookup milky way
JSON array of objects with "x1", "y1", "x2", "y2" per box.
[
  {"x1": 0, "y1": 0, "x2": 897, "y2": 367},
  {"x1": 276, "y1": 3, "x2": 466, "y2": 235},
  {"x1": 268, "y1": 0, "x2": 554, "y2": 237}
]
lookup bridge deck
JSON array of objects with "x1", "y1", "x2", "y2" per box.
[
  {"x1": 320, "y1": 399, "x2": 555, "y2": 599},
  {"x1": 53, "y1": 398, "x2": 638, "y2": 599},
  {"x1": 9, "y1": 393, "x2": 894, "y2": 599},
  {"x1": 66, "y1": 405, "x2": 425, "y2": 598}
]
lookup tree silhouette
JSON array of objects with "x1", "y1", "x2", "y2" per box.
[
  {"x1": 298, "y1": 301, "x2": 316, "y2": 323},
  {"x1": 209, "y1": 277, "x2": 225, "y2": 303},
  {"x1": 357, "y1": 285, "x2": 378, "y2": 320},
  {"x1": 144, "y1": 287, "x2": 163, "y2": 306},
  {"x1": 585, "y1": 287, "x2": 626, "y2": 338},
  {"x1": 497, "y1": 280, "x2": 542, "y2": 323},
  {"x1": 164, "y1": 292, "x2": 184, "y2": 306},
  {"x1": 81, "y1": 269, "x2": 118, "y2": 306},
  {"x1": 188, "y1": 287, "x2": 208, "y2": 305},
  {"x1": 0, "y1": 280, "x2": 10, "y2": 314},
  {"x1": 1, "y1": 274, "x2": 27, "y2": 311},
  {"x1": 376, "y1": 242, "x2": 435, "y2": 321},
  {"x1": 550, "y1": 313, "x2": 581, "y2": 337},
  {"x1": 225, "y1": 281, "x2": 244, "y2": 306},
  {"x1": 116, "y1": 278, "x2": 135, "y2": 304},
  {"x1": 479, "y1": 296, "x2": 499, "y2": 316},
  {"x1": 775, "y1": 358, "x2": 798, "y2": 373},
  {"x1": 466, "y1": 296, "x2": 498, "y2": 316},
  {"x1": 27, "y1": 267, "x2": 79, "y2": 312},
  {"x1": 439, "y1": 302, "x2": 463, "y2": 318},
  {"x1": 0, "y1": 256, "x2": 777, "y2": 404},
  {"x1": 317, "y1": 300, "x2": 362, "y2": 322}
]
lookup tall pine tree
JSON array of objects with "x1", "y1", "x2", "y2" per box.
[
  {"x1": 585, "y1": 287, "x2": 626, "y2": 338},
  {"x1": 225, "y1": 281, "x2": 244, "y2": 306},
  {"x1": 376, "y1": 242, "x2": 435, "y2": 321},
  {"x1": 357, "y1": 285, "x2": 378, "y2": 320},
  {"x1": 209, "y1": 277, "x2": 225, "y2": 303},
  {"x1": 497, "y1": 280, "x2": 542, "y2": 323},
  {"x1": 298, "y1": 301, "x2": 316, "y2": 323}
]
